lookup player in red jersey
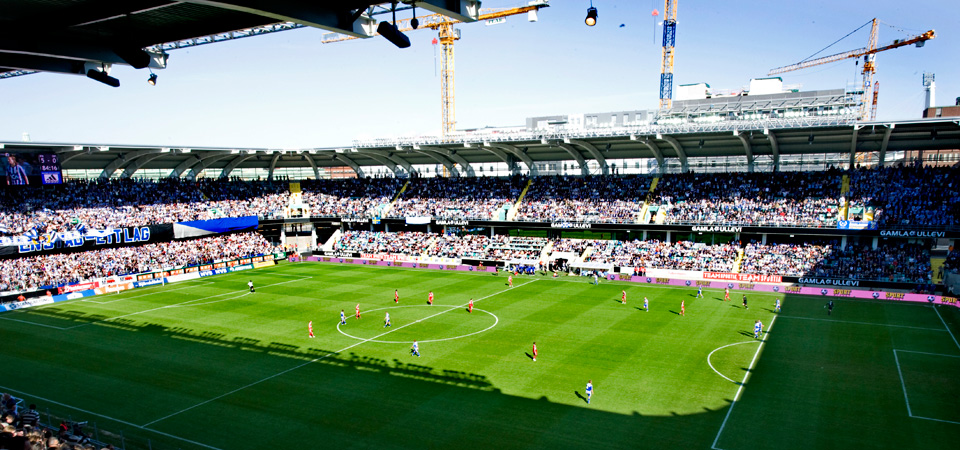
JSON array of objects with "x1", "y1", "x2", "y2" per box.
[
  {"x1": 468, "y1": 298, "x2": 474, "y2": 313},
  {"x1": 308, "y1": 321, "x2": 314, "y2": 338},
  {"x1": 532, "y1": 342, "x2": 538, "y2": 362},
  {"x1": 508, "y1": 275, "x2": 513, "y2": 287},
  {"x1": 395, "y1": 289, "x2": 399, "y2": 303},
  {"x1": 428, "y1": 291, "x2": 434, "y2": 305},
  {"x1": 724, "y1": 288, "x2": 730, "y2": 301},
  {"x1": 355, "y1": 303, "x2": 361, "y2": 319},
  {"x1": 680, "y1": 300, "x2": 685, "y2": 316},
  {"x1": 621, "y1": 290, "x2": 627, "y2": 305}
]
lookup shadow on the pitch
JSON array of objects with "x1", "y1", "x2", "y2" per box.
[
  {"x1": 525, "y1": 352, "x2": 534, "y2": 360},
  {"x1": 669, "y1": 310, "x2": 680, "y2": 316},
  {"x1": 634, "y1": 306, "x2": 648, "y2": 312},
  {"x1": 738, "y1": 331, "x2": 755, "y2": 338},
  {"x1": 574, "y1": 390, "x2": 588, "y2": 404}
]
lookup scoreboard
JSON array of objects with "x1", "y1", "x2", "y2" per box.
[{"x1": 38, "y1": 153, "x2": 62, "y2": 185}]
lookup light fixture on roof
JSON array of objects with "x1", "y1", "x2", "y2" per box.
[
  {"x1": 86, "y1": 64, "x2": 120, "y2": 87},
  {"x1": 161, "y1": 147, "x2": 171, "y2": 153},
  {"x1": 73, "y1": 145, "x2": 83, "y2": 151},
  {"x1": 379, "y1": 2, "x2": 411, "y2": 48},
  {"x1": 147, "y1": 72, "x2": 158, "y2": 86},
  {"x1": 411, "y1": 1, "x2": 419, "y2": 29},
  {"x1": 98, "y1": 146, "x2": 110, "y2": 151},
  {"x1": 585, "y1": 2, "x2": 598, "y2": 26}
]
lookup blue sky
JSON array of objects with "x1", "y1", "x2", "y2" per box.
[{"x1": 1, "y1": 0, "x2": 957, "y2": 148}]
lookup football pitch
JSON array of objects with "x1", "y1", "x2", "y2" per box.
[{"x1": 2, "y1": 262, "x2": 959, "y2": 449}]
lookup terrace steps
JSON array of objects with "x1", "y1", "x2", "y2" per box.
[
  {"x1": 732, "y1": 248, "x2": 745, "y2": 273},
  {"x1": 507, "y1": 178, "x2": 533, "y2": 221}
]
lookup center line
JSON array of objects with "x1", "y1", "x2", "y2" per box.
[{"x1": 141, "y1": 279, "x2": 537, "y2": 427}]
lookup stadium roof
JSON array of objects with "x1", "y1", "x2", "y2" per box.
[
  {"x1": 2, "y1": 118, "x2": 957, "y2": 179},
  {"x1": 0, "y1": 1, "x2": 478, "y2": 80}
]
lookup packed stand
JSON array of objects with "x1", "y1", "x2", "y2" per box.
[
  {"x1": 0, "y1": 178, "x2": 290, "y2": 237},
  {"x1": 335, "y1": 230, "x2": 437, "y2": 255},
  {"x1": 301, "y1": 177, "x2": 402, "y2": 218},
  {"x1": 389, "y1": 176, "x2": 524, "y2": 220},
  {"x1": 482, "y1": 235, "x2": 548, "y2": 261},
  {"x1": 426, "y1": 233, "x2": 490, "y2": 259},
  {"x1": 739, "y1": 242, "x2": 832, "y2": 276},
  {"x1": 1, "y1": 395, "x2": 116, "y2": 450},
  {"x1": 585, "y1": 239, "x2": 739, "y2": 272},
  {"x1": 653, "y1": 170, "x2": 842, "y2": 227},
  {"x1": 0, "y1": 232, "x2": 275, "y2": 293},
  {"x1": 516, "y1": 175, "x2": 651, "y2": 223},
  {"x1": 944, "y1": 248, "x2": 960, "y2": 273},
  {"x1": 847, "y1": 165, "x2": 960, "y2": 228},
  {"x1": 802, "y1": 243, "x2": 932, "y2": 282}
]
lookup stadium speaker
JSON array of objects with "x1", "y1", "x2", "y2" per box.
[
  {"x1": 378, "y1": 21, "x2": 411, "y2": 48},
  {"x1": 86, "y1": 69, "x2": 120, "y2": 87},
  {"x1": 585, "y1": 5, "x2": 598, "y2": 26}
]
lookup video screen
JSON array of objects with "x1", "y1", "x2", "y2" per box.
[{"x1": 3, "y1": 151, "x2": 62, "y2": 185}]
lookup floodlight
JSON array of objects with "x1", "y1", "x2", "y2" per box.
[
  {"x1": 378, "y1": 21, "x2": 411, "y2": 48},
  {"x1": 585, "y1": 5, "x2": 598, "y2": 26},
  {"x1": 86, "y1": 69, "x2": 120, "y2": 87},
  {"x1": 147, "y1": 73, "x2": 158, "y2": 86}
]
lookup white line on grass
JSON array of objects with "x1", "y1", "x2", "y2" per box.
[
  {"x1": 67, "y1": 277, "x2": 311, "y2": 329},
  {"x1": 0, "y1": 315, "x2": 71, "y2": 330},
  {"x1": 892, "y1": 349, "x2": 914, "y2": 417},
  {"x1": 83, "y1": 282, "x2": 216, "y2": 305},
  {"x1": 0, "y1": 384, "x2": 223, "y2": 450},
  {"x1": 707, "y1": 341, "x2": 761, "y2": 384},
  {"x1": 893, "y1": 349, "x2": 960, "y2": 358},
  {"x1": 336, "y1": 305, "x2": 500, "y2": 344},
  {"x1": 141, "y1": 279, "x2": 537, "y2": 428},
  {"x1": 710, "y1": 315, "x2": 776, "y2": 450},
  {"x1": 776, "y1": 315, "x2": 946, "y2": 331},
  {"x1": 932, "y1": 305, "x2": 960, "y2": 351}
]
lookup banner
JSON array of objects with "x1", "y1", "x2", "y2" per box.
[
  {"x1": 0, "y1": 224, "x2": 173, "y2": 257},
  {"x1": 405, "y1": 216, "x2": 431, "y2": 225},
  {"x1": 173, "y1": 216, "x2": 258, "y2": 239},
  {"x1": 704, "y1": 272, "x2": 783, "y2": 283},
  {"x1": 837, "y1": 220, "x2": 877, "y2": 230}
]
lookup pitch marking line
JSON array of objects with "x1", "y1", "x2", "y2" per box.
[
  {"x1": 776, "y1": 315, "x2": 946, "y2": 331},
  {"x1": 0, "y1": 384, "x2": 223, "y2": 450},
  {"x1": 710, "y1": 315, "x2": 776, "y2": 450},
  {"x1": 141, "y1": 279, "x2": 537, "y2": 428},
  {"x1": 66, "y1": 277, "x2": 311, "y2": 330},
  {"x1": 0, "y1": 315, "x2": 71, "y2": 330},
  {"x1": 892, "y1": 349, "x2": 960, "y2": 426},
  {"x1": 337, "y1": 304, "x2": 499, "y2": 344},
  {"x1": 707, "y1": 341, "x2": 761, "y2": 384},
  {"x1": 932, "y1": 305, "x2": 960, "y2": 351},
  {"x1": 83, "y1": 282, "x2": 216, "y2": 305}
]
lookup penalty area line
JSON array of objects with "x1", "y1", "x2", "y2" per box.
[{"x1": 711, "y1": 315, "x2": 776, "y2": 450}]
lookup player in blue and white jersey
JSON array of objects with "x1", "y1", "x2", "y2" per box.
[
  {"x1": 384, "y1": 312, "x2": 391, "y2": 327},
  {"x1": 340, "y1": 310, "x2": 346, "y2": 325},
  {"x1": 585, "y1": 380, "x2": 593, "y2": 404},
  {"x1": 696, "y1": 286, "x2": 703, "y2": 298},
  {"x1": 411, "y1": 340, "x2": 420, "y2": 357},
  {"x1": 754, "y1": 320, "x2": 762, "y2": 339}
]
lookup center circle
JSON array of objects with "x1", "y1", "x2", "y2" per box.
[{"x1": 336, "y1": 304, "x2": 499, "y2": 344}]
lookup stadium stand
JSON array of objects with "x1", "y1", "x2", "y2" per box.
[
  {"x1": 389, "y1": 176, "x2": 525, "y2": 220},
  {"x1": 515, "y1": 175, "x2": 651, "y2": 223},
  {"x1": 847, "y1": 165, "x2": 960, "y2": 228},
  {"x1": 0, "y1": 232, "x2": 275, "y2": 293}
]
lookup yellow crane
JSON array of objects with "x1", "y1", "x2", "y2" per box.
[
  {"x1": 768, "y1": 19, "x2": 935, "y2": 120},
  {"x1": 322, "y1": 2, "x2": 550, "y2": 136}
]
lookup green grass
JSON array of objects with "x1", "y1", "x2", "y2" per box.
[{"x1": 1, "y1": 262, "x2": 958, "y2": 449}]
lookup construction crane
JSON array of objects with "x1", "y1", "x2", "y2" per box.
[
  {"x1": 870, "y1": 81, "x2": 879, "y2": 121},
  {"x1": 658, "y1": 0, "x2": 678, "y2": 110},
  {"x1": 769, "y1": 19, "x2": 935, "y2": 120},
  {"x1": 322, "y1": 2, "x2": 550, "y2": 136}
]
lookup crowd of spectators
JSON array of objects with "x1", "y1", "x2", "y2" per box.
[
  {"x1": 0, "y1": 178, "x2": 289, "y2": 237},
  {"x1": 944, "y1": 248, "x2": 959, "y2": 273},
  {"x1": 516, "y1": 175, "x2": 650, "y2": 223},
  {"x1": 335, "y1": 231, "x2": 547, "y2": 261},
  {"x1": 0, "y1": 232, "x2": 275, "y2": 292},
  {"x1": 1, "y1": 395, "x2": 116, "y2": 450},
  {"x1": 389, "y1": 176, "x2": 524, "y2": 220},
  {"x1": 847, "y1": 165, "x2": 960, "y2": 228},
  {"x1": 300, "y1": 178, "x2": 402, "y2": 218},
  {"x1": 585, "y1": 239, "x2": 739, "y2": 272},
  {"x1": 740, "y1": 242, "x2": 832, "y2": 277},
  {"x1": 791, "y1": 242, "x2": 932, "y2": 282},
  {"x1": 653, "y1": 170, "x2": 843, "y2": 227}
]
